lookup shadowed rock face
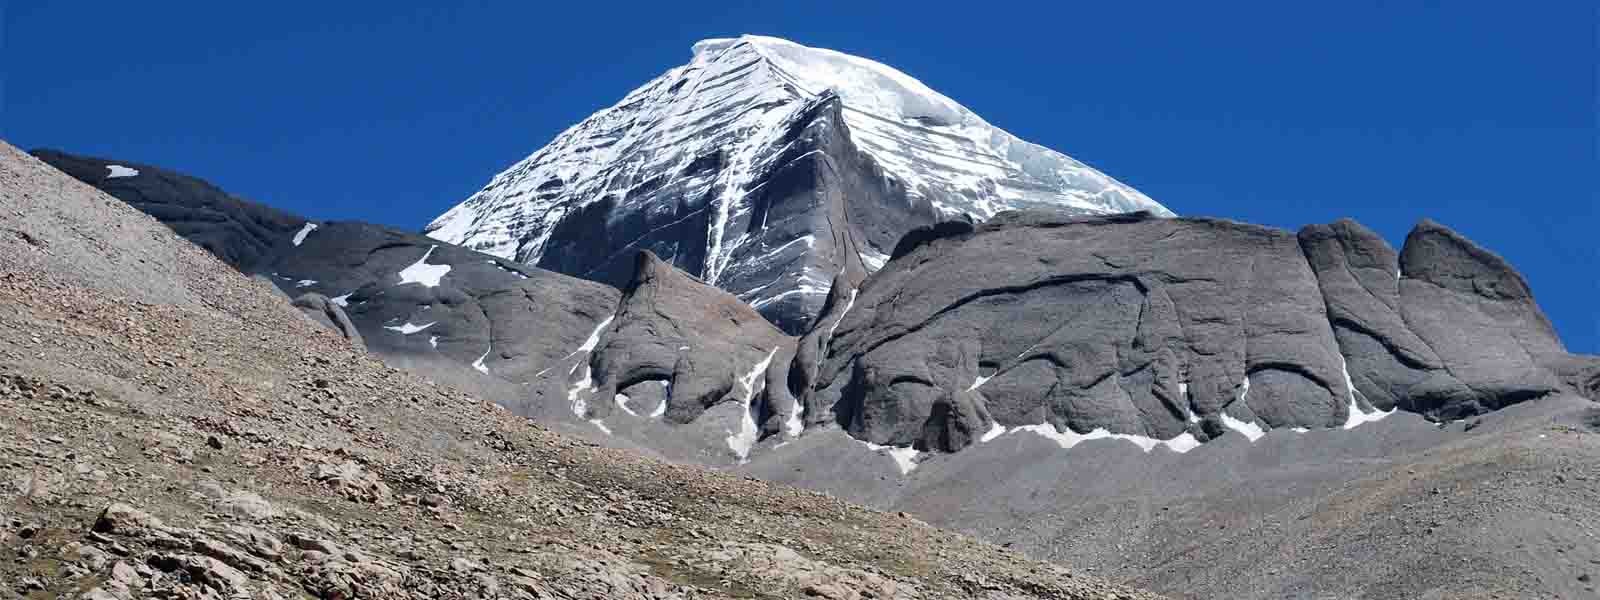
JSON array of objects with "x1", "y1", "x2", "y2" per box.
[
  {"x1": 30, "y1": 148, "x2": 621, "y2": 397},
  {"x1": 29, "y1": 149, "x2": 305, "y2": 272},
  {"x1": 792, "y1": 211, "x2": 1594, "y2": 452},
  {"x1": 521, "y1": 94, "x2": 914, "y2": 335}
]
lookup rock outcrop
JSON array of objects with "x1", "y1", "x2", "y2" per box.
[
  {"x1": 792, "y1": 211, "x2": 1593, "y2": 452},
  {"x1": 30, "y1": 149, "x2": 305, "y2": 272},
  {"x1": 584, "y1": 251, "x2": 795, "y2": 424}
]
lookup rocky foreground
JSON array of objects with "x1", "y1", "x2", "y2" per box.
[{"x1": 0, "y1": 142, "x2": 1161, "y2": 599}]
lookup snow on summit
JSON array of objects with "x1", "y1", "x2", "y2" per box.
[
  {"x1": 426, "y1": 35, "x2": 1169, "y2": 326},
  {"x1": 429, "y1": 35, "x2": 1167, "y2": 257}
]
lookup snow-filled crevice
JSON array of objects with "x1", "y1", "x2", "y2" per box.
[
  {"x1": 1340, "y1": 357, "x2": 1395, "y2": 429},
  {"x1": 725, "y1": 347, "x2": 779, "y2": 463},
  {"x1": 1220, "y1": 376, "x2": 1266, "y2": 442}
]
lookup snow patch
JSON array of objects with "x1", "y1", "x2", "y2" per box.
[
  {"x1": 1340, "y1": 357, "x2": 1395, "y2": 429},
  {"x1": 292, "y1": 222, "x2": 318, "y2": 246},
  {"x1": 397, "y1": 246, "x2": 451, "y2": 288},
  {"x1": 861, "y1": 441, "x2": 920, "y2": 475},
  {"x1": 472, "y1": 345, "x2": 491, "y2": 374},
  {"x1": 979, "y1": 421, "x2": 1006, "y2": 443},
  {"x1": 295, "y1": 279, "x2": 317, "y2": 288},
  {"x1": 428, "y1": 336, "x2": 438, "y2": 349},
  {"x1": 105, "y1": 165, "x2": 138, "y2": 178},
  {"x1": 650, "y1": 380, "x2": 671, "y2": 418},
  {"x1": 589, "y1": 419, "x2": 612, "y2": 435},
  {"x1": 615, "y1": 393, "x2": 638, "y2": 417},
  {"x1": 384, "y1": 321, "x2": 436, "y2": 335},
  {"x1": 725, "y1": 347, "x2": 778, "y2": 463},
  {"x1": 1011, "y1": 421, "x2": 1200, "y2": 453},
  {"x1": 329, "y1": 293, "x2": 352, "y2": 307},
  {"x1": 967, "y1": 373, "x2": 993, "y2": 391},
  {"x1": 1220, "y1": 412, "x2": 1265, "y2": 442}
]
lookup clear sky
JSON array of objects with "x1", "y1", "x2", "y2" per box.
[{"x1": 3, "y1": 2, "x2": 1595, "y2": 353}]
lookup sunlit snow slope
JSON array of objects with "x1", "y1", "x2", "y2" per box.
[{"x1": 428, "y1": 35, "x2": 1171, "y2": 331}]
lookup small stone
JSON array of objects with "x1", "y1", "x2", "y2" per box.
[{"x1": 206, "y1": 435, "x2": 224, "y2": 450}]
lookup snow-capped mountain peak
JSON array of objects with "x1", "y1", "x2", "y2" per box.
[{"x1": 427, "y1": 35, "x2": 1171, "y2": 332}]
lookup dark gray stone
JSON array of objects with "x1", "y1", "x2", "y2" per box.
[
  {"x1": 290, "y1": 293, "x2": 365, "y2": 349},
  {"x1": 1396, "y1": 219, "x2": 1565, "y2": 417},
  {"x1": 795, "y1": 212, "x2": 1353, "y2": 451},
  {"x1": 585, "y1": 251, "x2": 794, "y2": 424},
  {"x1": 30, "y1": 149, "x2": 304, "y2": 272}
]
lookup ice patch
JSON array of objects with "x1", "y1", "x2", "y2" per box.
[
  {"x1": 292, "y1": 222, "x2": 318, "y2": 246},
  {"x1": 397, "y1": 245, "x2": 451, "y2": 288},
  {"x1": 725, "y1": 347, "x2": 779, "y2": 463},
  {"x1": 384, "y1": 321, "x2": 436, "y2": 335},
  {"x1": 105, "y1": 165, "x2": 138, "y2": 178},
  {"x1": 861, "y1": 441, "x2": 920, "y2": 475}
]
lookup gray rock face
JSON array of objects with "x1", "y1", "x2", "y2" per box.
[
  {"x1": 255, "y1": 222, "x2": 619, "y2": 385},
  {"x1": 29, "y1": 149, "x2": 621, "y2": 398},
  {"x1": 793, "y1": 211, "x2": 1591, "y2": 452},
  {"x1": 795, "y1": 212, "x2": 1353, "y2": 450},
  {"x1": 290, "y1": 293, "x2": 365, "y2": 349},
  {"x1": 30, "y1": 149, "x2": 305, "y2": 272},
  {"x1": 1395, "y1": 219, "x2": 1567, "y2": 416},
  {"x1": 584, "y1": 251, "x2": 794, "y2": 425},
  {"x1": 490, "y1": 94, "x2": 916, "y2": 336}
]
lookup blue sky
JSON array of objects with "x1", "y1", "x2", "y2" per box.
[{"x1": 3, "y1": 2, "x2": 1595, "y2": 352}]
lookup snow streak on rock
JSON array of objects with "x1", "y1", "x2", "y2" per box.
[
  {"x1": 292, "y1": 222, "x2": 318, "y2": 246},
  {"x1": 725, "y1": 347, "x2": 778, "y2": 463},
  {"x1": 1221, "y1": 377, "x2": 1265, "y2": 442},
  {"x1": 1340, "y1": 357, "x2": 1395, "y2": 429},
  {"x1": 105, "y1": 165, "x2": 138, "y2": 178}
]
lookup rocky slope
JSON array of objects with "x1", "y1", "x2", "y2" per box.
[
  {"x1": 31, "y1": 142, "x2": 1600, "y2": 597},
  {"x1": 426, "y1": 36, "x2": 1170, "y2": 334},
  {"x1": 2, "y1": 141, "x2": 1169, "y2": 599}
]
